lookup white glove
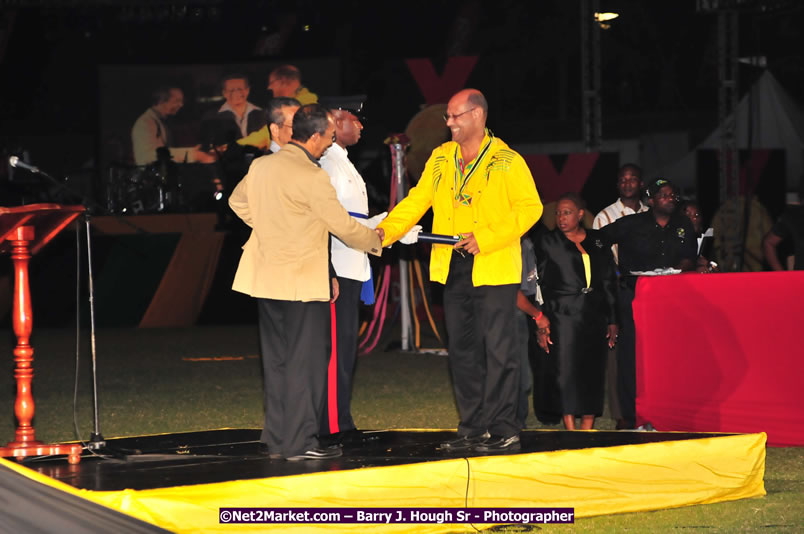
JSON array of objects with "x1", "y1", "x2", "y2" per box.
[
  {"x1": 399, "y1": 225, "x2": 422, "y2": 245},
  {"x1": 365, "y1": 211, "x2": 388, "y2": 229}
]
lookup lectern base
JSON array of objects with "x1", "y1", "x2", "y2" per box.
[
  {"x1": 1, "y1": 204, "x2": 86, "y2": 467},
  {"x1": 0, "y1": 442, "x2": 83, "y2": 464}
]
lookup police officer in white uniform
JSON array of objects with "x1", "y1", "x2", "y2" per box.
[{"x1": 318, "y1": 96, "x2": 385, "y2": 443}]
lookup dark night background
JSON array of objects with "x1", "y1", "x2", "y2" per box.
[
  {"x1": 0, "y1": 0, "x2": 802, "y2": 327},
  {"x1": 0, "y1": 0, "x2": 803, "y2": 197}
]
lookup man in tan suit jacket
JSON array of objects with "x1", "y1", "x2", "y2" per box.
[{"x1": 229, "y1": 104, "x2": 383, "y2": 461}]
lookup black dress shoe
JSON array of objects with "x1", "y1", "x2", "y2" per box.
[
  {"x1": 440, "y1": 431, "x2": 490, "y2": 451},
  {"x1": 286, "y1": 446, "x2": 343, "y2": 462},
  {"x1": 616, "y1": 419, "x2": 635, "y2": 430},
  {"x1": 320, "y1": 429, "x2": 380, "y2": 447},
  {"x1": 340, "y1": 429, "x2": 381, "y2": 445},
  {"x1": 256, "y1": 443, "x2": 282, "y2": 460},
  {"x1": 472, "y1": 434, "x2": 521, "y2": 453}
]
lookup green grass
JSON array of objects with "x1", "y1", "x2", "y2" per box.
[{"x1": 1, "y1": 326, "x2": 802, "y2": 532}]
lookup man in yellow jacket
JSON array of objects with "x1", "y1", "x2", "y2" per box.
[{"x1": 378, "y1": 89, "x2": 543, "y2": 452}]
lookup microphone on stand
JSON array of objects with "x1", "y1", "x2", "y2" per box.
[{"x1": 8, "y1": 156, "x2": 41, "y2": 174}]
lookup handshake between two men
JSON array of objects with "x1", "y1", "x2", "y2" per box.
[{"x1": 361, "y1": 212, "x2": 420, "y2": 247}]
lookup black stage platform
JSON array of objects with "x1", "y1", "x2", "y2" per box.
[
  {"x1": 27, "y1": 428, "x2": 727, "y2": 492},
  {"x1": 4, "y1": 428, "x2": 766, "y2": 532}
]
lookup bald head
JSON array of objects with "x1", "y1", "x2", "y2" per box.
[
  {"x1": 463, "y1": 89, "x2": 488, "y2": 117},
  {"x1": 445, "y1": 89, "x2": 487, "y2": 149}
]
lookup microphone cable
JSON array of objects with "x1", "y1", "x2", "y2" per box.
[{"x1": 463, "y1": 456, "x2": 481, "y2": 533}]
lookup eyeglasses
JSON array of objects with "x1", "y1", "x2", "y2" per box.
[{"x1": 443, "y1": 108, "x2": 476, "y2": 122}]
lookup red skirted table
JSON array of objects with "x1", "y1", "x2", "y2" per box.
[
  {"x1": 0, "y1": 204, "x2": 85, "y2": 463},
  {"x1": 633, "y1": 271, "x2": 804, "y2": 446}
]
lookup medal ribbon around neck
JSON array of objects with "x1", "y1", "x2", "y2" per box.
[{"x1": 453, "y1": 132, "x2": 493, "y2": 206}]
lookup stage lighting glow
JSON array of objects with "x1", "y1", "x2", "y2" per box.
[
  {"x1": 594, "y1": 12, "x2": 619, "y2": 22},
  {"x1": 594, "y1": 12, "x2": 619, "y2": 30}
]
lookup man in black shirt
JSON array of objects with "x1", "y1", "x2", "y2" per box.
[
  {"x1": 762, "y1": 191, "x2": 804, "y2": 271},
  {"x1": 599, "y1": 178, "x2": 697, "y2": 429}
]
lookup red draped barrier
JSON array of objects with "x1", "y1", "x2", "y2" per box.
[{"x1": 634, "y1": 271, "x2": 804, "y2": 447}]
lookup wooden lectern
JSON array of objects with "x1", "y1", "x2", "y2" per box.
[{"x1": 0, "y1": 204, "x2": 85, "y2": 464}]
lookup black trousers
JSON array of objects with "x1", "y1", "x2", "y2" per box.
[
  {"x1": 616, "y1": 284, "x2": 637, "y2": 427},
  {"x1": 320, "y1": 276, "x2": 362, "y2": 435},
  {"x1": 258, "y1": 298, "x2": 329, "y2": 458},
  {"x1": 443, "y1": 253, "x2": 520, "y2": 438}
]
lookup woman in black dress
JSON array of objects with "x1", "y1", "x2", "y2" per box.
[{"x1": 535, "y1": 193, "x2": 618, "y2": 430}]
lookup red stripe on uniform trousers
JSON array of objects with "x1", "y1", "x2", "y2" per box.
[{"x1": 326, "y1": 301, "x2": 340, "y2": 433}]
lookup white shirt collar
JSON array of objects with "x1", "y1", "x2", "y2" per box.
[
  {"x1": 219, "y1": 101, "x2": 261, "y2": 137},
  {"x1": 322, "y1": 142, "x2": 347, "y2": 160},
  {"x1": 615, "y1": 198, "x2": 646, "y2": 214},
  {"x1": 218, "y1": 101, "x2": 260, "y2": 116}
]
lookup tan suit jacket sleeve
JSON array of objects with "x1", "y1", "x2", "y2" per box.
[
  {"x1": 229, "y1": 176, "x2": 252, "y2": 228},
  {"x1": 306, "y1": 169, "x2": 382, "y2": 256}
]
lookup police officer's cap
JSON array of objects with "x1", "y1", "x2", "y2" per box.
[{"x1": 319, "y1": 95, "x2": 366, "y2": 122}]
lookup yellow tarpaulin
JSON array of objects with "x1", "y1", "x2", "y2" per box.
[{"x1": 0, "y1": 431, "x2": 766, "y2": 533}]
